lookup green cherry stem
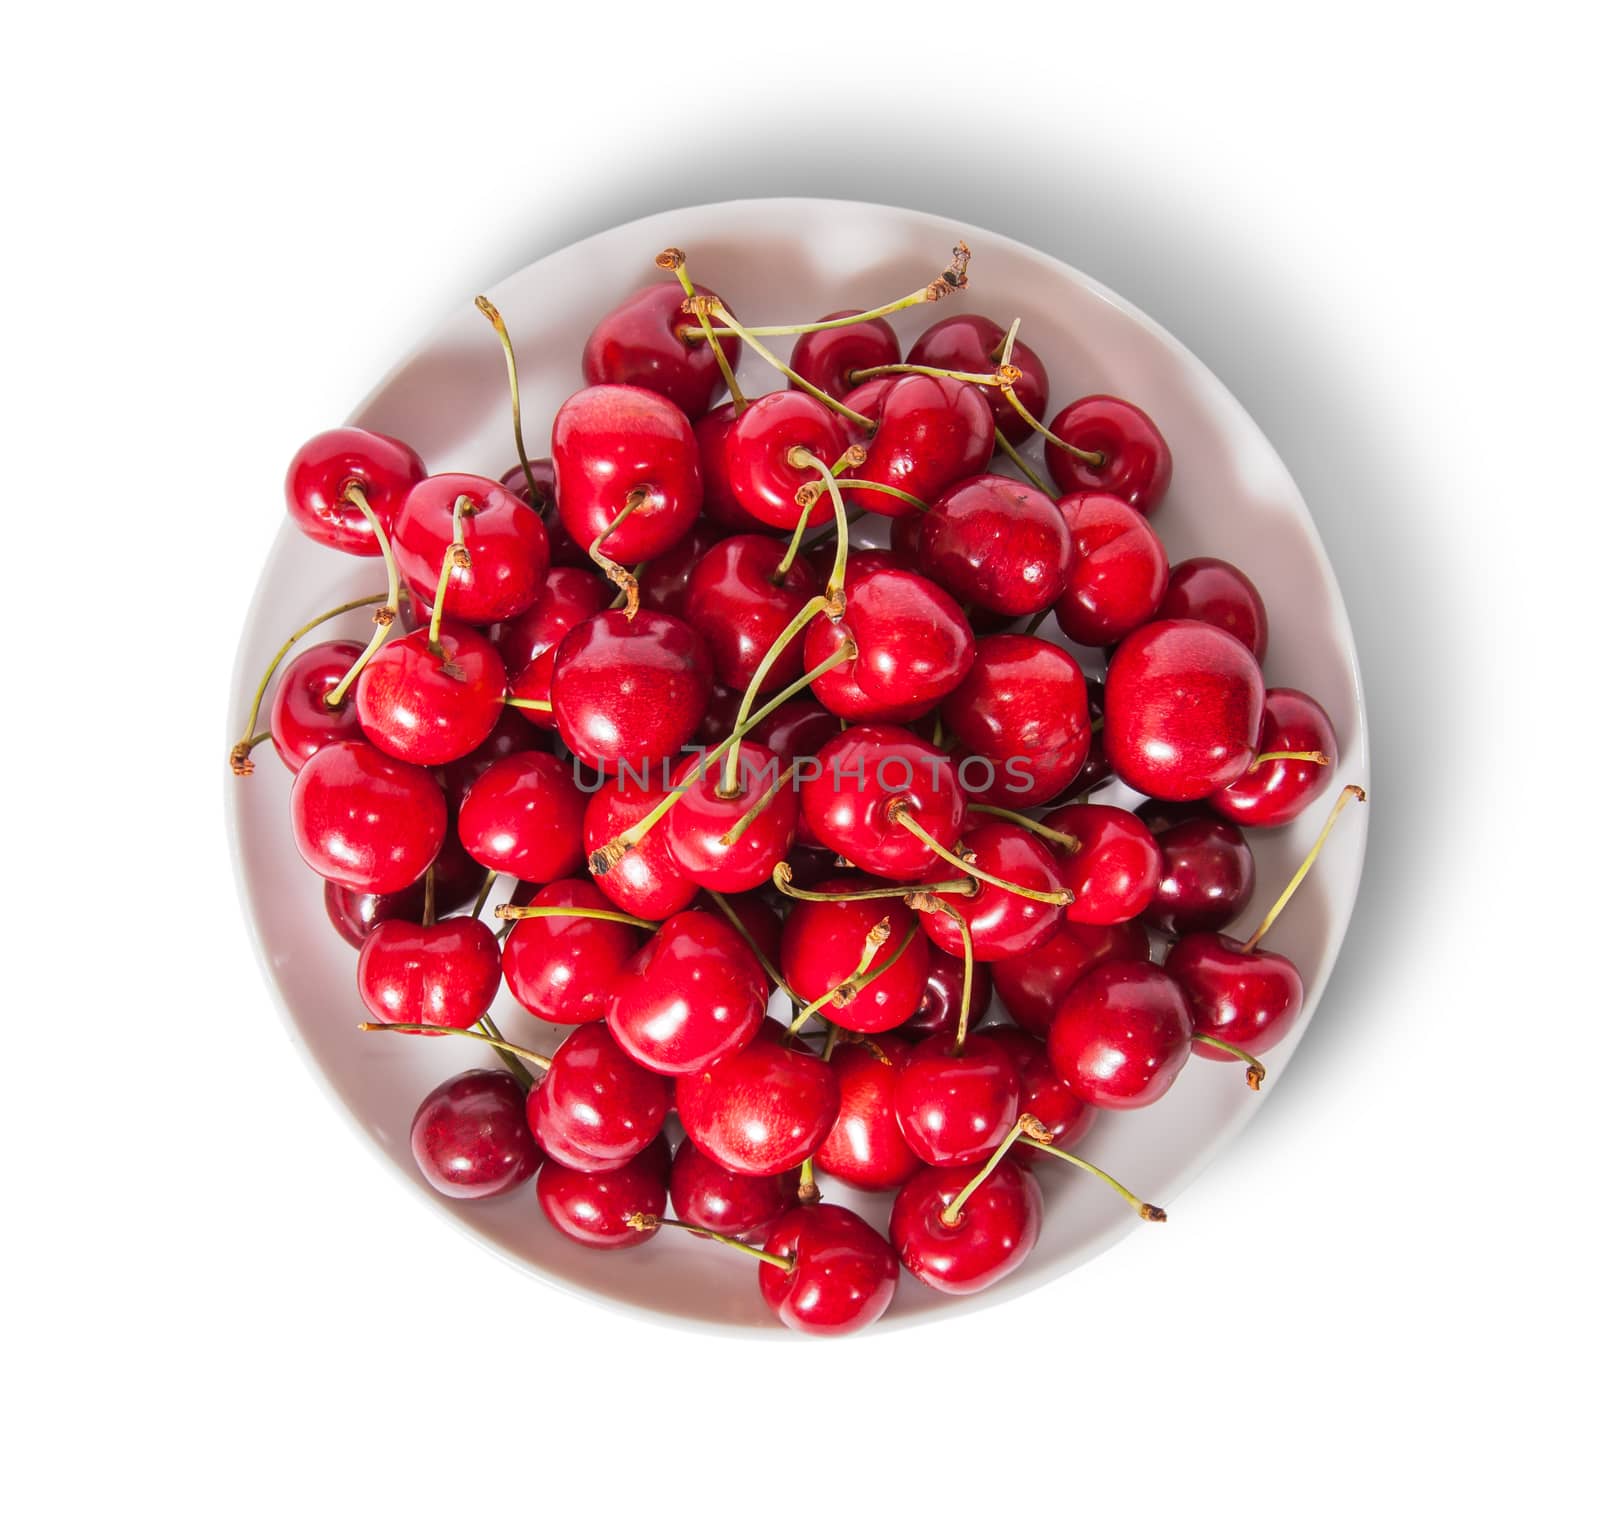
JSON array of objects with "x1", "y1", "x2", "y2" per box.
[
  {"x1": 993, "y1": 424, "x2": 1054, "y2": 495},
  {"x1": 788, "y1": 919, "x2": 913, "y2": 1035},
  {"x1": 704, "y1": 890, "x2": 805, "y2": 1008},
  {"x1": 589, "y1": 491, "x2": 646, "y2": 618},
  {"x1": 1193, "y1": 1035, "x2": 1268, "y2": 1090},
  {"x1": 494, "y1": 903, "x2": 658, "y2": 930},
  {"x1": 891, "y1": 806, "x2": 1071, "y2": 907},
  {"x1": 359, "y1": 1016, "x2": 548, "y2": 1089},
  {"x1": 905, "y1": 893, "x2": 975, "y2": 1050},
  {"x1": 1242, "y1": 784, "x2": 1367, "y2": 953},
  {"x1": 969, "y1": 804, "x2": 1082, "y2": 852},
  {"x1": 940, "y1": 1115, "x2": 1049, "y2": 1227},
  {"x1": 1251, "y1": 749, "x2": 1333, "y2": 769},
  {"x1": 772, "y1": 862, "x2": 978, "y2": 904},
  {"x1": 697, "y1": 299, "x2": 875, "y2": 429},
  {"x1": 427, "y1": 497, "x2": 475, "y2": 652},
  {"x1": 997, "y1": 317, "x2": 1102, "y2": 466},
  {"x1": 470, "y1": 868, "x2": 500, "y2": 921},
  {"x1": 1018, "y1": 1136, "x2": 1167, "y2": 1221},
  {"x1": 658, "y1": 249, "x2": 745, "y2": 410},
  {"x1": 474, "y1": 295, "x2": 540, "y2": 500},
  {"x1": 322, "y1": 486, "x2": 401, "y2": 709},
  {"x1": 625, "y1": 1213, "x2": 793, "y2": 1271}
]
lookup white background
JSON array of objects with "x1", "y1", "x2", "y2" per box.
[{"x1": 4, "y1": 3, "x2": 1595, "y2": 1532}]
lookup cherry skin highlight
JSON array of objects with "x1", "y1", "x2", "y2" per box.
[
  {"x1": 527, "y1": 1020, "x2": 671, "y2": 1173},
  {"x1": 286, "y1": 426, "x2": 425, "y2": 556},
  {"x1": 914, "y1": 822, "x2": 1068, "y2": 962},
  {"x1": 1142, "y1": 806, "x2": 1257, "y2": 934},
  {"x1": 269, "y1": 640, "x2": 365, "y2": 773},
  {"x1": 1155, "y1": 556, "x2": 1269, "y2": 662},
  {"x1": 358, "y1": 916, "x2": 502, "y2": 1032},
  {"x1": 726, "y1": 392, "x2": 850, "y2": 531},
  {"x1": 1047, "y1": 959, "x2": 1193, "y2": 1111},
  {"x1": 493, "y1": 566, "x2": 611, "y2": 721},
  {"x1": 758, "y1": 1204, "x2": 899, "y2": 1337},
  {"x1": 695, "y1": 404, "x2": 765, "y2": 532},
  {"x1": 411, "y1": 1070, "x2": 541, "y2": 1200},
  {"x1": 1044, "y1": 395, "x2": 1172, "y2": 516},
  {"x1": 501, "y1": 877, "x2": 648, "y2": 1024},
  {"x1": 894, "y1": 1031, "x2": 1021, "y2": 1168},
  {"x1": 990, "y1": 918, "x2": 1151, "y2": 1037},
  {"x1": 1044, "y1": 803, "x2": 1162, "y2": 926},
  {"x1": 535, "y1": 1136, "x2": 670, "y2": 1249},
  {"x1": 891, "y1": 1158, "x2": 1042, "y2": 1295},
  {"x1": 842, "y1": 373, "x2": 995, "y2": 518},
  {"x1": 664, "y1": 741, "x2": 799, "y2": 893},
  {"x1": 582, "y1": 762, "x2": 700, "y2": 922},
  {"x1": 977, "y1": 1026, "x2": 1097, "y2": 1159},
  {"x1": 903, "y1": 948, "x2": 994, "y2": 1038},
  {"x1": 917, "y1": 473, "x2": 1074, "y2": 617},
  {"x1": 455, "y1": 750, "x2": 586, "y2": 884},
  {"x1": 355, "y1": 622, "x2": 508, "y2": 766},
  {"x1": 1209, "y1": 687, "x2": 1338, "y2": 827},
  {"x1": 1166, "y1": 932, "x2": 1305, "y2": 1060},
  {"x1": 814, "y1": 1036, "x2": 925, "y2": 1191}
]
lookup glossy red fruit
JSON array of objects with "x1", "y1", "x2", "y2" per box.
[
  {"x1": 323, "y1": 823, "x2": 482, "y2": 946},
  {"x1": 907, "y1": 312, "x2": 1050, "y2": 441},
  {"x1": 1155, "y1": 556, "x2": 1269, "y2": 661},
  {"x1": 683, "y1": 534, "x2": 821, "y2": 690},
  {"x1": 1052, "y1": 492, "x2": 1169, "y2": 647},
  {"x1": 990, "y1": 918, "x2": 1151, "y2": 1036},
  {"x1": 286, "y1": 427, "x2": 425, "y2": 556},
  {"x1": 814, "y1": 1037, "x2": 923, "y2": 1192},
  {"x1": 1059, "y1": 674, "x2": 1113, "y2": 801},
  {"x1": 493, "y1": 567, "x2": 611, "y2": 721},
  {"x1": 903, "y1": 948, "x2": 994, "y2": 1038},
  {"x1": 1047, "y1": 960, "x2": 1193, "y2": 1110},
  {"x1": 1166, "y1": 932, "x2": 1304, "y2": 1060},
  {"x1": 550, "y1": 608, "x2": 712, "y2": 773},
  {"x1": 583, "y1": 765, "x2": 700, "y2": 921},
  {"x1": 411, "y1": 1070, "x2": 540, "y2": 1199},
  {"x1": 694, "y1": 403, "x2": 764, "y2": 531},
  {"x1": 1209, "y1": 688, "x2": 1338, "y2": 826},
  {"x1": 891, "y1": 1159, "x2": 1042, "y2": 1295},
  {"x1": 503, "y1": 458, "x2": 588, "y2": 568},
  {"x1": 700, "y1": 890, "x2": 784, "y2": 976},
  {"x1": 355, "y1": 623, "x2": 507, "y2": 766},
  {"x1": 291, "y1": 739, "x2": 447, "y2": 894},
  {"x1": 501, "y1": 877, "x2": 647, "y2": 1024},
  {"x1": 894, "y1": 1031, "x2": 1020, "y2": 1168},
  {"x1": 455, "y1": 750, "x2": 585, "y2": 883},
  {"x1": 748, "y1": 694, "x2": 837, "y2": 846},
  {"x1": 636, "y1": 522, "x2": 721, "y2": 617},
  {"x1": 527, "y1": 1020, "x2": 671, "y2": 1172},
  {"x1": 552, "y1": 384, "x2": 703, "y2": 563},
  {"x1": 797, "y1": 561, "x2": 926, "y2": 724},
  {"x1": 269, "y1": 640, "x2": 365, "y2": 772},
  {"x1": 357, "y1": 916, "x2": 501, "y2": 1031},
  {"x1": 582, "y1": 281, "x2": 740, "y2": 419},
  {"x1": 670, "y1": 1139, "x2": 799, "y2": 1238},
  {"x1": 1045, "y1": 396, "x2": 1172, "y2": 516},
  {"x1": 726, "y1": 392, "x2": 850, "y2": 530},
  {"x1": 915, "y1": 822, "x2": 1068, "y2": 962},
  {"x1": 1044, "y1": 803, "x2": 1161, "y2": 926},
  {"x1": 916, "y1": 473, "x2": 1073, "y2": 616},
  {"x1": 842, "y1": 374, "x2": 995, "y2": 518},
  {"x1": 393, "y1": 473, "x2": 549, "y2": 625},
  {"x1": 1143, "y1": 807, "x2": 1257, "y2": 934},
  {"x1": 664, "y1": 742, "x2": 799, "y2": 893},
  {"x1": 789, "y1": 310, "x2": 901, "y2": 399},
  {"x1": 535, "y1": 1137, "x2": 670, "y2": 1249},
  {"x1": 606, "y1": 910, "x2": 769, "y2": 1074},
  {"x1": 758, "y1": 1204, "x2": 898, "y2": 1336},
  {"x1": 977, "y1": 1026, "x2": 1097, "y2": 1159},
  {"x1": 1105, "y1": 620, "x2": 1265, "y2": 800},
  {"x1": 435, "y1": 707, "x2": 543, "y2": 810},
  {"x1": 778, "y1": 878, "x2": 931, "y2": 1034}
]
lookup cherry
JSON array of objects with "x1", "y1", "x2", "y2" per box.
[
  {"x1": 1155, "y1": 556, "x2": 1269, "y2": 662},
  {"x1": 906, "y1": 313, "x2": 1050, "y2": 443},
  {"x1": 940, "y1": 633, "x2": 1089, "y2": 810},
  {"x1": 1167, "y1": 932, "x2": 1304, "y2": 1066},
  {"x1": 778, "y1": 877, "x2": 931, "y2": 1034},
  {"x1": 894, "y1": 1030, "x2": 1020, "y2": 1167},
  {"x1": 355, "y1": 622, "x2": 507, "y2": 766},
  {"x1": 683, "y1": 534, "x2": 821, "y2": 691},
  {"x1": 549, "y1": 608, "x2": 712, "y2": 774},
  {"x1": 676, "y1": 1028, "x2": 841, "y2": 1177},
  {"x1": 699, "y1": 890, "x2": 784, "y2": 978},
  {"x1": 798, "y1": 563, "x2": 929, "y2": 724},
  {"x1": 891, "y1": 1154, "x2": 1041, "y2": 1295},
  {"x1": 501, "y1": 877, "x2": 649, "y2": 1024},
  {"x1": 410, "y1": 1069, "x2": 541, "y2": 1200},
  {"x1": 1052, "y1": 492, "x2": 1169, "y2": 647},
  {"x1": 492, "y1": 566, "x2": 611, "y2": 721},
  {"x1": 1043, "y1": 803, "x2": 1161, "y2": 926},
  {"x1": 636, "y1": 522, "x2": 721, "y2": 618},
  {"x1": 1047, "y1": 959, "x2": 1193, "y2": 1110},
  {"x1": 757, "y1": 1204, "x2": 899, "y2": 1336},
  {"x1": 268, "y1": 640, "x2": 365, "y2": 772},
  {"x1": 669, "y1": 1138, "x2": 799, "y2": 1238},
  {"x1": 1209, "y1": 687, "x2": 1339, "y2": 827},
  {"x1": 582, "y1": 763, "x2": 700, "y2": 921},
  {"x1": 535, "y1": 1136, "x2": 671, "y2": 1249},
  {"x1": 582, "y1": 279, "x2": 740, "y2": 419},
  {"x1": 747, "y1": 694, "x2": 837, "y2": 846},
  {"x1": 977, "y1": 1027, "x2": 1096, "y2": 1159},
  {"x1": 326, "y1": 880, "x2": 424, "y2": 949},
  {"x1": 725, "y1": 392, "x2": 850, "y2": 530},
  {"x1": 392, "y1": 473, "x2": 549, "y2": 625},
  {"x1": 357, "y1": 915, "x2": 501, "y2": 1031},
  {"x1": 436, "y1": 706, "x2": 543, "y2": 810},
  {"x1": 499, "y1": 454, "x2": 555, "y2": 513},
  {"x1": 455, "y1": 749, "x2": 586, "y2": 884},
  {"x1": 291, "y1": 739, "x2": 447, "y2": 894},
  {"x1": 1105, "y1": 620, "x2": 1264, "y2": 801},
  {"x1": 695, "y1": 403, "x2": 765, "y2": 531},
  {"x1": 814, "y1": 1036, "x2": 924, "y2": 1190},
  {"x1": 551, "y1": 384, "x2": 703, "y2": 566},
  {"x1": 903, "y1": 947, "x2": 994, "y2": 1037},
  {"x1": 526, "y1": 1019, "x2": 671, "y2": 1172},
  {"x1": 606, "y1": 909, "x2": 770, "y2": 1074},
  {"x1": 664, "y1": 740, "x2": 799, "y2": 893},
  {"x1": 916, "y1": 473, "x2": 1073, "y2": 616},
  {"x1": 286, "y1": 427, "x2": 425, "y2": 556},
  {"x1": 913, "y1": 821, "x2": 1068, "y2": 962},
  {"x1": 789, "y1": 309, "x2": 901, "y2": 399},
  {"x1": 1141, "y1": 806, "x2": 1257, "y2": 934},
  {"x1": 1044, "y1": 396, "x2": 1172, "y2": 516},
  {"x1": 989, "y1": 918, "x2": 1151, "y2": 1036},
  {"x1": 841, "y1": 374, "x2": 995, "y2": 517}
]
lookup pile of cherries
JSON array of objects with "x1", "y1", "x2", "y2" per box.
[{"x1": 232, "y1": 241, "x2": 1364, "y2": 1336}]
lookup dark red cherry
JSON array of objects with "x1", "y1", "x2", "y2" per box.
[
  {"x1": 664, "y1": 741, "x2": 798, "y2": 893},
  {"x1": 1166, "y1": 932, "x2": 1304, "y2": 1060},
  {"x1": 1105, "y1": 620, "x2": 1265, "y2": 801},
  {"x1": 699, "y1": 889, "x2": 784, "y2": 976},
  {"x1": 269, "y1": 640, "x2": 365, "y2": 773},
  {"x1": 1044, "y1": 803, "x2": 1161, "y2": 926},
  {"x1": 789, "y1": 309, "x2": 901, "y2": 400},
  {"x1": 550, "y1": 608, "x2": 712, "y2": 773},
  {"x1": 1142, "y1": 806, "x2": 1257, "y2": 934},
  {"x1": 552, "y1": 384, "x2": 703, "y2": 564},
  {"x1": 1052, "y1": 492, "x2": 1169, "y2": 647},
  {"x1": 916, "y1": 473, "x2": 1073, "y2": 617},
  {"x1": 977, "y1": 1026, "x2": 1097, "y2": 1160},
  {"x1": 906, "y1": 313, "x2": 1050, "y2": 443},
  {"x1": 527, "y1": 1020, "x2": 671, "y2": 1172},
  {"x1": 324, "y1": 820, "x2": 482, "y2": 946},
  {"x1": 758, "y1": 1204, "x2": 898, "y2": 1336},
  {"x1": 286, "y1": 427, "x2": 425, "y2": 556},
  {"x1": 891, "y1": 1158, "x2": 1042, "y2": 1295},
  {"x1": 582, "y1": 281, "x2": 740, "y2": 419},
  {"x1": 501, "y1": 456, "x2": 587, "y2": 567},
  {"x1": 492, "y1": 566, "x2": 611, "y2": 721},
  {"x1": 990, "y1": 918, "x2": 1151, "y2": 1036},
  {"x1": 778, "y1": 878, "x2": 931, "y2": 1034},
  {"x1": 814, "y1": 1036, "x2": 923, "y2": 1190},
  {"x1": 696, "y1": 683, "x2": 741, "y2": 745},
  {"x1": 683, "y1": 533, "x2": 822, "y2": 691},
  {"x1": 748, "y1": 694, "x2": 838, "y2": 846},
  {"x1": 915, "y1": 822, "x2": 1068, "y2": 962},
  {"x1": 894, "y1": 1031, "x2": 1020, "y2": 1167},
  {"x1": 291, "y1": 739, "x2": 447, "y2": 894},
  {"x1": 1045, "y1": 396, "x2": 1172, "y2": 516},
  {"x1": 1047, "y1": 960, "x2": 1193, "y2": 1110},
  {"x1": 455, "y1": 749, "x2": 585, "y2": 884},
  {"x1": 583, "y1": 764, "x2": 700, "y2": 921},
  {"x1": 1155, "y1": 556, "x2": 1269, "y2": 661},
  {"x1": 535, "y1": 1136, "x2": 670, "y2": 1249},
  {"x1": 393, "y1": 473, "x2": 549, "y2": 625},
  {"x1": 411, "y1": 1069, "x2": 540, "y2": 1199},
  {"x1": 636, "y1": 522, "x2": 721, "y2": 618},
  {"x1": 606, "y1": 910, "x2": 769, "y2": 1074},
  {"x1": 501, "y1": 877, "x2": 648, "y2": 1024},
  {"x1": 694, "y1": 403, "x2": 765, "y2": 531},
  {"x1": 435, "y1": 706, "x2": 542, "y2": 810},
  {"x1": 903, "y1": 947, "x2": 994, "y2": 1038},
  {"x1": 841, "y1": 374, "x2": 995, "y2": 518},
  {"x1": 1057, "y1": 675, "x2": 1113, "y2": 802},
  {"x1": 726, "y1": 392, "x2": 850, "y2": 531},
  {"x1": 1209, "y1": 688, "x2": 1338, "y2": 827},
  {"x1": 677, "y1": 1029, "x2": 840, "y2": 1177},
  {"x1": 355, "y1": 623, "x2": 507, "y2": 766},
  {"x1": 357, "y1": 915, "x2": 501, "y2": 1032},
  {"x1": 669, "y1": 1139, "x2": 799, "y2": 1238}
]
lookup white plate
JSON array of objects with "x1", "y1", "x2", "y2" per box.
[{"x1": 226, "y1": 198, "x2": 1369, "y2": 1334}]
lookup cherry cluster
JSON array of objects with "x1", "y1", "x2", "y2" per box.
[{"x1": 232, "y1": 241, "x2": 1365, "y2": 1336}]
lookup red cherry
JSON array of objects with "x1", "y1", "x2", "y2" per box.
[
  {"x1": 582, "y1": 764, "x2": 700, "y2": 921},
  {"x1": 683, "y1": 533, "x2": 822, "y2": 691},
  {"x1": 582, "y1": 281, "x2": 740, "y2": 419},
  {"x1": 798, "y1": 563, "x2": 927, "y2": 724},
  {"x1": 1104, "y1": 620, "x2": 1265, "y2": 801},
  {"x1": 748, "y1": 694, "x2": 838, "y2": 846},
  {"x1": 1209, "y1": 688, "x2": 1339, "y2": 827},
  {"x1": 914, "y1": 821, "x2": 1068, "y2": 961},
  {"x1": 291, "y1": 740, "x2": 447, "y2": 894},
  {"x1": 664, "y1": 741, "x2": 799, "y2": 893},
  {"x1": 549, "y1": 608, "x2": 712, "y2": 773},
  {"x1": 841, "y1": 374, "x2": 995, "y2": 517},
  {"x1": 814, "y1": 1036, "x2": 924, "y2": 1191},
  {"x1": 286, "y1": 427, "x2": 425, "y2": 556},
  {"x1": 694, "y1": 403, "x2": 765, "y2": 531},
  {"x1": 699, "y1": 889, "x2": 785, "y2": 976},
  {"x1": 725, "y1": 392, "x2": 850, "y2": 530},
  {"x1": 989, "y1": 918, "x2": 1151, "y2": 1036},
  {"x1": 669, "y1": 1138, "x2": 799, "y2": 1238},
  {"x1": 903, "y1": 947, "x2": 994, "y2": 1037},
  {"x1": 354, "y1": 623, "x2": 507, "y2": 766},
  {"x1": 906, "y1": 312, "x2": 1050, "y2": 443},
  {"x1": 411, "y1": 1070, "x2": 540, "y2": 1199},
  {"x1": 1142, "y1": 806, "x2": 1257, "y2": 934},
  {"x1": 435, "y1": 706, "x2": 543, "y2": 811},
  {"x1": 1166, "y1": 932, "x2": 1304, "y2": 1062},
  {"x1": 891, "y1": 1158, "x2": 1041, "y2": 1295},
  {"x1": 916, "y1": 473, "x2": 1073, "y2": 617},
  {"x1": 606, "y1": 910, "x2": 769, "y2": 1074},
  {"x1": 551, "y1": 384, "x2": 702, "y2": 564},
  {"x1": 323, "y1": 822, "x2": 483, "y2": 947},
  {"x1": 975, "y1": 1026, "x2": 1097, "y2": 1158},
  {"x1": 788, "y1": 309, "x2": 901, "y2": 400},
  {"x1": 269, "y1": 640, "x2": 366, "y2": 773},
  {"x1": 455, "y1": 749, "x2": 585, "y2": 884},
  {"x1": 1044, "y1": 803, "x2": 1161, "y2": 926},
  {"x1": 500, "y1": 457, "x2": 588, "y2": 567},
  {"x1": 1052, "y1": 492, "x2": 1169, "y2": 647},
  {"x1": 492, "y1": 567, "x2": 611, "y2": 721},
  {"x1": 535, "y1": 1136, "x2": 671, "y2": 1249},
  {"x1": 758, "y1": 1204, "x2": 898, "y2": 1336},
  {"x1": 635, "y1": 522, "x2": 722, "y2": 618},
  {"x1": 1155, "y1": 556, "x2": 1269, "y2": 661},
  {"x1": 1044, "y1": 396, "x2": 1172, "y2": 516},
  {"x1": 357, "y1": 916, "x2": 501, "y2": 1032},
  {"x1": 894, "y1": 1030, "x2": 1020, "y2": 1167},
  {"x1": 527, "y1": 1020, "x2": 671, "y2": 1172},
  {"x1": 1047, "y1": 960, "x2": 1193, "y2": 1110},
  {"x1": 501, "y1": 877, "x2": 648, "y2": 1024}
]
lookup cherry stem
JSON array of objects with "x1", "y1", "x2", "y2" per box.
[
  {"x1": 941, "y1": 1115, "x2": 1050, "y2": 1227},
  {"x1": 772, "y1": 862, "x2": 979, "y2": 904},
  {"x1": 1251, "y1": 749, "x2": 1332, "y2": 769},
  {"x1": 906, "y1": 894, "x2": 975, "y2": 1050},
  {"x1": 969, "y1": 805, "x2": 1082, "y2": 852},
  {"x1": 698, "y1": 299, "x2": 875, "y2": 428},
  {"x1": 997, "y1": 317, "x2": 1103, "y2": 467},
  {"x1": 1018, "y1": 1137, "x2": 1167, "y2": 1221},
  {"x1": 704, "y1": 890, "x2": 806, "y2": 1008},
  {"x1": 427, "y1": 497, "x2": 475, "y2": 651},
  {"x1": 788, "y1": 919, "x2": 906, "y2": 1035},
  {"x1": 719, "y1": 594, "x2": 831, "y2": 796},
  {"x1": 796, "y1": 1157, "x2": 821, "y2": 1204},
  {"x1": 659, "y1": 250, "x2": 745, "y2": 410},
  {"x1": 589, "y1": 492, "x2": 646, "y2": 618},
  {"x1": 359, "y1": 1017, "x2": 551, "y2": 1078},
  {"x1": 1193, "y1": 1034, "x2": 1267, "y2": 1090},
  {"x1": 502, "y1": 695, "x2": 554, "y2": 712},
  {"x1": 476, "y1": 1013, "x2": 536, "y2": 1091},
  {"x1": 850, "y1": 361, "x2": 1010, "y2": 389},
  {"x1": 719, "y1": 760, "x2": 800, "y2": 847},
  {"x1": 422, "y1": 865, "x2": 437, "y2": 926},
  {"x1": 891, "y1": 808, "x2": 1071, "y2": 907},
  {"x1": 494, "y1": 903, "x2": 658, "y2": 930},
  {"x1": 624, "y1": 1213, "x2": 793, "y2": 1272},
  {"x1": 828, "y1": 478, "x2": 929, "y2": 514},
  {"x1": 1242, "y1": 784, "x2": 1368, "y2": 953},
  {"x1": 774, "y1": 512, "x2": 810, "y2": 578},
  {"x1": 785, "y1": 449, "x2": 854, "y2": 600},
  {"x1": 1022, "y1": 608, "x2": 1050, "y2": 636},
  {"x1": 993, "y1": 424, "x2": 1054, "y2": 495},
  {"x1": 228, "y1": 590, "x2": 387, "y2": 774},
  {"x1": 473, "y1": 295, "x2": 539, "y2": 499},
  {"x1": 470, "y1": 868, "x2": 499, "y2": 921},
  {"x1": 322, "y1": 485, "x2": 401, "y2": 709}
]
